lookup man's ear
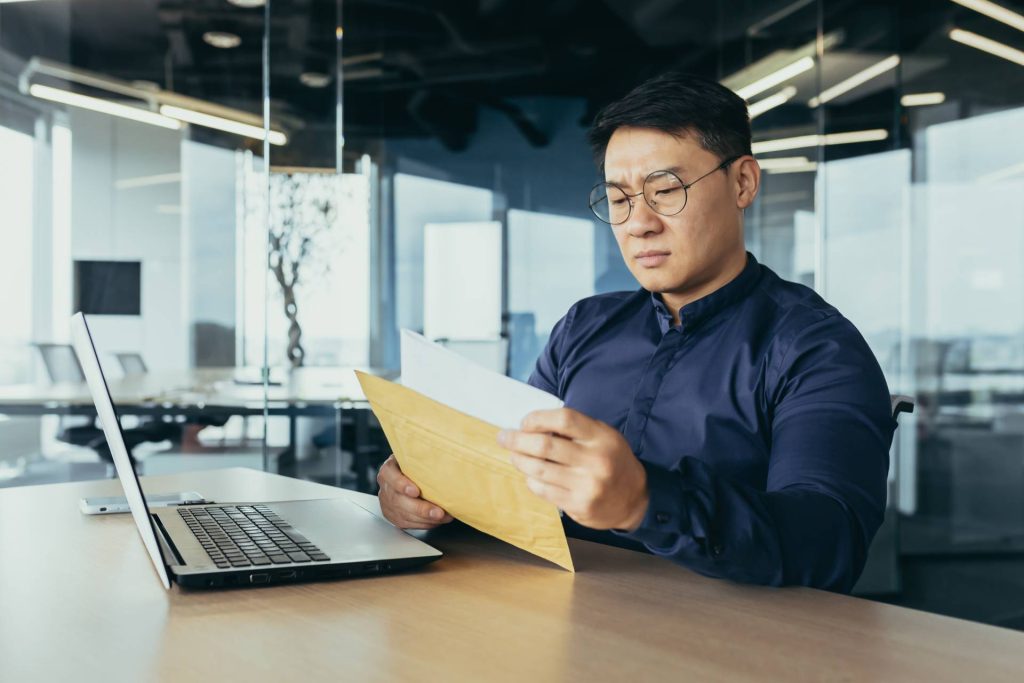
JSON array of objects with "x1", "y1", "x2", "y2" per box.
[{"x1": 735, "y1": 156, "x2": 761, "y2": 210}]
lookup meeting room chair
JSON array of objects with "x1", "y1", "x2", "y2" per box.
[
  {"x1": 114, "y1": 352, "x2": 148, "y2": 376},
  {"x1": 33, "y1": 343, "x2": 176, "y2": 466}
]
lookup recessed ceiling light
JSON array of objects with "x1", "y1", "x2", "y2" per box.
[
  {"x1": 299, "y1": 72, "x2": 332, "y2": 88},
  {"x1": 203, "y1": 31, "x2": 242, "y2": 49},
  {"x1": 949, "y1": 27, "x2": 1024, "y2": 67},
  {"x1": 226, "y1": 0, "x2": 266, "y2": 8},
  {"x1": 901, "y1": 92, "x2": 946, "y2": 107}
]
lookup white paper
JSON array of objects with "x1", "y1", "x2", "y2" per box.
[{"x1": 400, "y1": 329, "x2": 562, "y2": 429}]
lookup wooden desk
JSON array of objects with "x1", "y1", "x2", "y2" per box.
[{"x1": 1, "y1": 468, "x2": 1022, "y2": 681}]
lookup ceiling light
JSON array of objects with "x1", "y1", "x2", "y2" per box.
[
  {"x1": 159, "y1": 104, "x2": 287, "y2": 145},
  {"x1": 115, "y1": 172, "x2": 182, "y2": 190},
  {"x1": 752, "y1": 128, "x2": 889, "y2": 153},
  {"x1": 749, "y1": 86, "x2": 798, "y2": 118},
  {"x1": 299, "y1": 72, "x2": 332, "y2": 88},
  {"x1": 808, "y1": 55, "x2": 900, "y2": 107},
  {"x1": 756, "y1": 156, "x2": 813, "y2": 170},
  {"x1": 202, "y1": 31, "x2": 242, "y2": 49},
  {"x1": 949, "y1": 27, "x2": 1024, "y2": 66},
  {"x1": 977, "y1": 160, "x2": 1024, "y2": 183},
  {"x1": 29, "y1": 84, "x2": 182, "y2": 130},
  {"x1": 950, "y1": 0, "x2": 1024, "y2": 33},
  {"x1": 764, "y1": 162, "x2": 818, "y2": 174},
  {"x1": 226, "y1": 0, "x2": 266, "y2": 7},
  {"x1": 734, "y1": 56, "x2": 815, "y2": 100},
  {"x1": 901, "y1": 92, "x2": 946, "y2": 107}
]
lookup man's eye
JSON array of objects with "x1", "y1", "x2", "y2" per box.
[
  {"x1": 611, "y1": 198, "x2": 628, "y2": 205},
  {"x1": 655, "y1": 187, "x2": 681, "y2": 197}
]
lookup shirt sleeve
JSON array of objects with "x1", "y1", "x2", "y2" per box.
[
  {"x1": 615, "y1": 313, "x2": 896, "y2": 592},
  {"x1": 527, "y1": 306, "x2": 576, "y2": 396}
]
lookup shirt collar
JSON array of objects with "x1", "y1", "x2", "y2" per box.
[{"x1": 650, "y1": 251, "x2": 762, "y2": 333}]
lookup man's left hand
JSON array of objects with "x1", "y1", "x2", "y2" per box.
[{"x1": 498, "y1": 408, "x2": 648, "y2": 531}]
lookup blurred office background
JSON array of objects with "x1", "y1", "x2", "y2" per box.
[{"x1": 2, "y1": 0, "x2": 1023, "y2": 628}]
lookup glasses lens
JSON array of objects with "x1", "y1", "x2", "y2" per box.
[
  {"x1": 589, "y1": 183, "x2": 630, "y2": 224},
  {"x1": 644, "y1": 171, "x2": 687, "y2": 216}
]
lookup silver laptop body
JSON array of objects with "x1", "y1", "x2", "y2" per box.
[{"x1": 71, "y1": 312, "x2": 441, "y2": 589}]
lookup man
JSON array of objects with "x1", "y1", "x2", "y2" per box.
[{"x1": 376, "y1": 72, "x2": 896, "y2": 592}]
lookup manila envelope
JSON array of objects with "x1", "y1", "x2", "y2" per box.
[{"x1": 355, "y1": 371, "x2": 574, "y2": 571}]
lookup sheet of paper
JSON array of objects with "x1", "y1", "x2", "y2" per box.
[
  {"x1": 400, "y1": 329, "x2": 562, "y2": 430},
  {"x1": 356, "y1": 368, "x2": 574, "y2": 572}
]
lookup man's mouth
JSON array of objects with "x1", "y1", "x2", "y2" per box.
[{"x1": 634, "y1": 251, "x2": 670, "y2": 268}]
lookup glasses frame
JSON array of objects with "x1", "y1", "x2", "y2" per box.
[{"x1": 589, "y1": 154, "x2": 743, "y2": 225}]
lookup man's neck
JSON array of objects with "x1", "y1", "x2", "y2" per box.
[{"x1": 661, "y1": 250, "x2": 749, "y2": 327}]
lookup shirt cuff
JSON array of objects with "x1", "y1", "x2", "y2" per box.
[{"x1": 613, "y1": 460, "x2": 687, "y2": 549}]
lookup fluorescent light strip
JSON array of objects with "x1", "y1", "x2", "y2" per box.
[
  {"x1": 29, "y1": 84, "x2": 182, "y2": 130},
  {"x1": 764, "y1": 162, "x2": 818, "y2": 174},
  {"x1": 808, "y1": 54, "x2": 900, "y2": 107},
  {"x1": 115, "y1": 172, "x2": 182, "y2": 190},
  {"x1": 977, "y1": 160, "x2": 1024, "y2": 183},
  {"x1": 752, "y1": 129, "x2": 888, "y2": 153},
  {"x1": 749, "y1": 86, "x2": 798, "y2": 118},
  {"x1": 735, "y1": 56, "x2": 815, "y2": 100},
  {"x1": 901, "y1": 92, "x2": 946, "y2": 106},
  {"x1": 159, "y1": 105, "x2": 287, "y2": 145},
  {"x1": 757, "y1": 156, "x2": 812, "y2": 170},
  {"x1": 950, "y1": 0, "x2": 1024, "y2": 33},
  {"x1": 949, "y1": 28, "x2": 1024, "y2": 66}
]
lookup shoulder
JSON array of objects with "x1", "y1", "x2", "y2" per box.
[
  {"x1": 553, "y1": 288, "x2": 648, "y2": 339},
  {"x1": 750, "y1": 265, "x2": 852, "y2": 354}
]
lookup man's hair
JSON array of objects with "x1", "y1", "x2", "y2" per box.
[{"x1": 587, "y1": 72, "x2": 752, "y2": 168}]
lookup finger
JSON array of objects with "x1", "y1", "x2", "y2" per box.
[
  {"x1": 520, "y1": 408, "x2": 595, "y2": 440},
  {"x1": 498, "y1": 430, "x2": 575, "y2": 464},
  {"x1": 378, "y1": 455, "x2": 421, "y2": 497},
  {"x1": 395, "y1": 491, "x2": 449, "y2": 524},
  {"x1": 508, "y1": 452, "x2": 576, "y2": 489},
  {"x1": 524, "y1": 476, "x2": 572, "y2": 508}
]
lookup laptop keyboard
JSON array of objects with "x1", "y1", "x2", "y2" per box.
[{"x1": 178, "y1": 505, "x2": 331, "y2": 569}]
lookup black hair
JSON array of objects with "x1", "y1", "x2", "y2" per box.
[{"x1": 587, "y1": 72, "x2": 752, "y2": 168}]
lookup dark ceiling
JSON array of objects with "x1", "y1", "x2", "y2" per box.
[{"x1": 2, "y1": 0, "x2": 1023, "y2": 165}]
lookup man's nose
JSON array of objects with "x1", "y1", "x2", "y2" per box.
[{"x1": 624, "y1": 196, "x2": 664, "y2": 238}]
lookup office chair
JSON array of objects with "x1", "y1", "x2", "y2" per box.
[
  {"x1": 114, "y1": 352, "x2": 147, "y2": 376},
  {"x1": 33, "y1": 344, "x2": 176, "y2": 466}
]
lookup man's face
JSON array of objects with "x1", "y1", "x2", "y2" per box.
[{"x1": 602, "y1": 126, "x2": 745, "y2": 297}]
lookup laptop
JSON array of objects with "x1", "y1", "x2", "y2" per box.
[{"x1": 70, "y1": 312, "x2": 441, "y2": 589}]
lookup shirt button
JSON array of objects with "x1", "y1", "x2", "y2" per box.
[
  {"x1": 711, "y1": 544, "x2": 724, "y2": 557},
  {"x1": 655, "y1": 512, "x2": 670, "y2": 524}
]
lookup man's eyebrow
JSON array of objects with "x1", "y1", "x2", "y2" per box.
[{"x1": 607, "y1": 166, "x2": 688, "y2": 187}]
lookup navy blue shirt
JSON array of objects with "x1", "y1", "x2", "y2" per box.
[{"x1": 528, "y1": 253, "x2": 895, "y2": 592}]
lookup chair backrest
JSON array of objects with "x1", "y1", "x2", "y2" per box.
[
  {"x1": 115, "y1": 352, "x2": 148, "y2": 375},
  {"x1": 33, "y1": 343, "x2": 85, "y2": 383},
  {"x1": 891, "y1": 394, "x2": 915, "y2": 421}
]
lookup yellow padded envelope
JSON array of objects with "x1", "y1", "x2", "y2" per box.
[{"x1": 356, "y1": 371, "x2": 574, "y2": 572}]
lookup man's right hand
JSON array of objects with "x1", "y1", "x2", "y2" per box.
[{"x1": 376, "y1": 454, "x2": 453, "y2": 529}]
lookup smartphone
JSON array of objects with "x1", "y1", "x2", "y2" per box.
[{"x1": 79, "y1": 491, "x2": 207, "y2": 515}]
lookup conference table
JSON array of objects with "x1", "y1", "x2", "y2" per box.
[
  {"x1": 0, "y1": 367, "x2": 390, "y2": 490},
  {"x1": 1, "y1": 468, "x2": 1022, "y2": 681}
]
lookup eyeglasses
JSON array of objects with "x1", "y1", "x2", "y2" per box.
[{"x1": 588, "y1": 155, "x2": 742, "y2": 225}]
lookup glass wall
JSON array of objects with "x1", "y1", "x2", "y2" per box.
[{"x1": 0, "y1": 0, "x2": 356, "y2": 488}]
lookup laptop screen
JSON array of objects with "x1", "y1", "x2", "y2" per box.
[{"x1": 70, "y1": 312, "x2": 172, "y2": 589}]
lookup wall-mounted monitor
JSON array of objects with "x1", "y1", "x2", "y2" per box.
[{"x1": 74, "y1": 260, "x2": 141, "y2": 316}]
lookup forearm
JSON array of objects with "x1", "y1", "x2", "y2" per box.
[{"x1": 616, "y1": 458, "x2": 871, "y2": 592}]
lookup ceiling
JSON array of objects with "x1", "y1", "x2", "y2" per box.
[{"x1": 2, "y1": 0, "x2": 1023, "y2": 165}]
